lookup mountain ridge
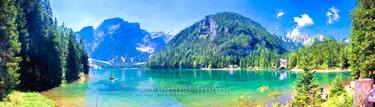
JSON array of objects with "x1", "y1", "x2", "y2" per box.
[
  {"x1": 148, "y1": 12, "x2": 299, "y2": 69},
  {"x1": 76, "y1": 18, "x2": 172, "y2": 67}
]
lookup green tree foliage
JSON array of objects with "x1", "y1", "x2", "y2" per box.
[
  {"x1": 16, "y1": 0, "x2": 63, "y2": 91},
  {"x1": 328, "y1": 74, "x2": 345, "y2": 97},
  {"x1": 239, "y1": 46, "x2": 281, "y2": 69},
  {"x1": 78, "y1": 39, "x2": 89, "y2": 74},
  {"x1": 0, "y1": 0, "x2": 21, "y2": 99},
  {"x1": 15, "y1": 0, "x2": 31, "y2": 90},
  {"x1": 287, "y1": 39, "x2": 349, "y2": 70},
  {"x1": 322, "y1": 75, "x2": 353, "y2": 107},
  {"x1": 292, "y1": 69, "x2": 322, "y2": 106},
  {"x1": 0, "y1": 0, "x2": 89, "y2": 92},
  {"x1": 349, "y1": 0, "x2": 375, "y2": 79},
  {"x1": 65, "y1": 31, "x2": 81, "y2": 83},
  {"x1": 322, "y1": 93, "x2": 353, "y2": 107}
]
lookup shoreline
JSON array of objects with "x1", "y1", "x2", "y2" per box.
[
  {"x1": 290, "y1": 69, "x2": 350, "y2": 72},
  {"x1": 289, "y1": 68, "x2": 350, "y2": 72},
  {"x1": 91, "y1": 67, "x2": 351, "y2": 73},
  {"x1": 200, "y1": 67, "x2": 350, "y2": 72}
]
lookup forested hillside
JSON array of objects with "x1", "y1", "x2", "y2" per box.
[
  {"x1": 146, "y1": 12, "x2": 352, "y2": 70},
  {"x1": 286, "y1": 38, "x2": 350, "y2": 70},
  {"x1": 147, "y1": 12, "x2": 296, "y2": 69},
  {"x1": 0, "y1": 0, "x2": 89, "y2": 100}
]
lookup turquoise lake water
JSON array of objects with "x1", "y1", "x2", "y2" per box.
[{"x1": 44, "y1": 68, "x2": 351, "y2": 107}]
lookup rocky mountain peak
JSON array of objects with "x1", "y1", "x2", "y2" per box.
[
  {"x1": 76, "y1": 17, "x2": 172, "y2": 67},
  {"x1": 198, "y1": 17, "x2": 218, "y2": 36}
]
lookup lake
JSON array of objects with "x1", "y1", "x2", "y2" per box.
[{"x1": 42, "y1": 68, "x2": 351, "y2": 107}]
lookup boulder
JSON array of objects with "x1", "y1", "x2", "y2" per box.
[{"x1": 354, "y1": 78, "x2": 373, "y2": 107}]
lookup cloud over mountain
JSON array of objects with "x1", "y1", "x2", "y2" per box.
[{"x1": 287, "y1": 14, "x2": 314, "y2": 43}]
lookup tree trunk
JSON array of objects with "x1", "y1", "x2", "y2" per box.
[{"x1": 354, "y1": 78, "x2": 373, "y2": 107}]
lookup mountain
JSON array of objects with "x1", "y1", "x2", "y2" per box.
[
  {"x1": 147, "y1": 12, "x2": 298, "y2": 69},
  {"x1": 76, "y1": 26, "x2": 95, "y2": 52},
  {"x1": 279, "y1": 35, "x2": 304, "y2": 49},
  {"x1": 76, "y1": 18, "x2": 172, "y2": 67},
  {"x1": 285, "y1": 33, "x2": 330, "y2": 46}
]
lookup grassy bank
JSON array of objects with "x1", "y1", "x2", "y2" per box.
[{"x1": 0, "y1": 91, "x2": 55, "y2": 107}]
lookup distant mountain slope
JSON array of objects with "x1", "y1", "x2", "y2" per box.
[
  {"x1": 76, "y1": 18, "x2": 172, "y2": 66},
  {"x1": 283, "y1": 29, "x2": 335, "y2": 46},
  {"x1": 147, "y1": 12, "x2": 298, "y2": 69}
]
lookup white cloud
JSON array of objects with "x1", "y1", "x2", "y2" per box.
[
  {"x1": 286, "y1": 28, "x2": 308, "y2": 40},
  {"x1": 286, "y1": 14, "x2": 314, "y2": 42},
  {"x1": 276, "y1": 11, "x2": 285, "y2": 19},
  {"x1": 289, "y1": 28, "x2": 300, "y2": 37},
  {"x1": 294, "y1": 14, "x2": 314, "y2": 28},
  {"x1": 327, "y1": 7, "x2": 340, "y2": 24}
]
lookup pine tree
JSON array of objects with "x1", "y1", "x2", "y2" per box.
[
  {"x1": 18, "y1": 0, "x2": 63, "y2": 91},
  {"x1": 43, "y1": 1, "x2": 64, "y2": 90},
  {"x1": 0, "y1": 0, "x2": 21, "y2": 99},
  {"x1": 79, "y1": 39, "x2": 89, "y2": 74},
  {"x1": 293, "y1": 68, "x2": 322, "y2": 106},
  {"x1": 0, "y1": 0, "x2": 88, "y2": 91},
  {"x1": 322, "y1": 74, "x2": 353, "y2": 106},
  {"x1": 349, "y1": 0, "x2": 375, "y2": 79},
  {"x1": 328, "y1": 74, "x2": 345, "y2": 97},
  {"x1": 15, "y1": 0, "x2": 32, "y2": 90},
  {"x1": 65, "y1": 31, "x2": 81, "y2": 83},
  {"x1": 339, "y1": 46, "x2": 350, "y2": 69}
]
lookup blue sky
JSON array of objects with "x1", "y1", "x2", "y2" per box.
[{"x1": 50, "y1": 0, "x2": 356, "y2": 40}]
